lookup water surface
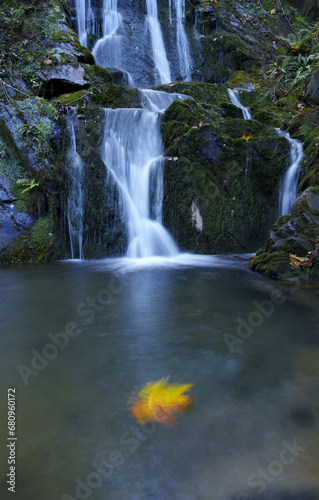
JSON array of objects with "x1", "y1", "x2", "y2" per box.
[{"x1": 1, "y1": 256, "x2": 318, "y2": 500}]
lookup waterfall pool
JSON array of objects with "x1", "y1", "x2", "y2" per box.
[{"x1": 1, "y1": 257, "x2": 318, "y2": 499}]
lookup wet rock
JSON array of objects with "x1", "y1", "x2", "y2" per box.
[
  {"x1": 266, "y1": 188, "x2": 319, "y2": 256},
  {"x1": 0, "y1": 202, "x2": 33, "y2": 254},
  {"x1": 0, "y1": 179, "x2": 17, "y2": 203},
  {"x1": 39, "y1": 65, "x2": 90, "y2": 99},
  {"x1": 251, "y1": 188, "x2": 319, "y2": 279},
  {"x1": 305, "y1": 72, "x2": 319, "y2": 105},
  {"x1": 107, "y1": 68, "x2": 131, "y2": 86}
]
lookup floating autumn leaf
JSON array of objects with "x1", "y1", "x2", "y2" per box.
[
  {"x1": 129, "y1": 377, "x2": 195, "y2": 426},
  {"x1": 242, "y1": 134, "x2": 253, "y2": 141}
]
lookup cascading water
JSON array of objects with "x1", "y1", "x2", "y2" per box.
[
  {"x1": 66, "y1": 118, "x2": 84, "y2": 260},
  {"x1": 87, "y1": 0, "x2": 95, "y2": 37},
  {"x1": 277, "y1": 130, "x2": 304, "y2": 216},
  {"x1": 146, "y1": 0, "x2": 171, "y2": 84},
  {"x1": 73, "y1": 0, "x2": 196, "y2": 260},
  {"x1": 101, "y1": 91, "x2": 187, "y2": 258},
  {"x1": 75, "y1": 0, "x2": 87, "y2": 47},
  {"x1": 75, "y1": 0, "x2": 95, "y2": 48},
  {"x1": 228, "y1": 88, "x2": 252, "y2": 185},
  {"x1": 227, "y1": 88, "x2": 251, "y2": 120},
  {"x1": 175, "y1": 0, "x2": 192, "y2": 80},
  {"x1": 92, "y1": 0, "x2": 123, "y2": 70},
  {"x1": 86, "y1": 0, "x2": 194, "y2": 86}
]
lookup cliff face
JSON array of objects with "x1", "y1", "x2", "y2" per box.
[{"x1": 0, "y1": 0, "x2": 318, "y2": 271}]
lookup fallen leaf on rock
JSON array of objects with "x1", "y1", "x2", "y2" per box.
[{"x1": 242, "y1": 134, "x2": 253, "y2": 141}]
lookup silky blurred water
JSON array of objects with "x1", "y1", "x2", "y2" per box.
[{"x1": 0, "y1": 256, "x2": 318, "y2": 500}]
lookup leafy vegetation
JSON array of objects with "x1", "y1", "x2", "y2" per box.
[{"x1": 13, "y1": 97, "x2": 58, "y2": 159}]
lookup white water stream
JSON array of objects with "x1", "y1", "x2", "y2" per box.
[
  {"x1": 67, "y1": 119, "x2": 84, "y2": 259},
  {"x1": 175, "y1": 0, "x2": 192, "y2": 80},
  {"x1": 227, "y1": 88, "x2": 251, "y2": 120},
  {"x1": 92, "y1": 0, "x2": 123, "y2": 71},
  {"x1": 277, "y1": 130, "x2": 304, "y2": 216},
  {"x1": 101, "y1": 90, "x2": 188, "y2": 258},
  {"x1": 75, "y1": 0, "x2": 87, "y2": 47},
  {"x1": 146, "y1": 0, "x2": 171, "y2": 84}
]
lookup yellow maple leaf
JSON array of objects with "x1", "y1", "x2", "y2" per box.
[
  {"x1": 129, "y1": 377, "x2": 195, "y2": 425},
  {"x1": 242, "y1": 134, "x2": 253, "y2": 141}
]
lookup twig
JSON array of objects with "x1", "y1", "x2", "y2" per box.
[
  {"x1": 63, "y1": 91, "x2": 93, "y2": 106},
  {"x1": 0, "y1": 79, "x2": 11, "y2": 103},
  {"x1": 276, "y1": 0, "x2": 297, "y2": 36},
  {"x1": 0, "y1": 78, "x2": 32, "y2": 98}
]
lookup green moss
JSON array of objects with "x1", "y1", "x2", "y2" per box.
[
  {"x1": 53, "y1": 89, "x2": 90, "y2": 105},
  {"x1": 249, "y1": 251, "x2": 291, "y2": 278},
  {"x1": 272, "y1": 214, "x2": 291, "y2": 230},
  {"x1": 31, "y1": 215, "x2": 53, "y2": 244},
  {"x1": 161, "y1": 120, "x2": 189, "y2": 149},
  {"x1": 91, "y1": 86, "x2": 141, "y2": 109},
  {"x1": 88, "y1": 65, "x2": 113, "y2": 82}
]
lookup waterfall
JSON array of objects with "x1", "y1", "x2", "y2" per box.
[
  {"x1": 175, "y1": 0, "x2": 192, "y2": 80},
  {"x1": 67, "y1": 119, "x2": 84, "y2": 260},
  {"x1": 227, "y1": 89, "x2": 252, "y2": 186},
  {"x1": 277, "y1": 130, "x2": 304, "y2": 216},
  {"x1": 92, "y1": 0, "x2": 123, "y2": 71},
  {"x1": 227, "y1": 89, "x2": 251, "y2": 120},
  {"x1": 87, "y1": 0, "x2": 95, "y2": 37},
  {"x1": 101, "y1": 91, "x2": 187, "y2": 258},
  {"x1": 75, "y1": 0, "x2": 87, "y2": 47},
  {"x1": 146, "y1": 0, "x2": 171, "y2": 84}
]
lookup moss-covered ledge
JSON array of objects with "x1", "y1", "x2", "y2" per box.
[{"x1": 250, "y1": 187, "x2": 319, "y2": 280}]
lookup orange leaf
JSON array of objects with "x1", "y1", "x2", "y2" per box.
[
  {"x1": 129, "y1": 377, "x2": 195, "y2": 426},
  {"x1": 242, "y1": 134, "x2": 253, "y2": 141}
]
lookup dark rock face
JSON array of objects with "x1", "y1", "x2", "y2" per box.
[
  {"x1": 250, "y1": 188, "x2": 319, "y2": 279},
  {"x1": 39, "y1": 65, "x2": 90, "y2": 98},
  {"x1": 305, "y1": 72, "x2": 319, "y2": 105},
  {"x1": 0, "y1": 178, "x2": 33, "y2": 255},
  {"x1": 266, "y1": 188, "x2": 319, "y2": 255},
  {"x1": 160, "y1": 82, "x2": 290, "y2": 254}
]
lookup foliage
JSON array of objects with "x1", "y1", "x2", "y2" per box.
[
  {"x1": 13, "y1": 97, "x2": 58, "y2": 158},
  {"x1": 16, "y1": 178, "x2": 40, "y2": 194},
  {"x1": 0, "y1": 136, "x2": 25, "y2": 180},
  {"x1": 31, "y1": 215, "x2": 53, "y2": 245},
  {"x1": 129, "y1": 377, "x2": 195, "y2": 425}
]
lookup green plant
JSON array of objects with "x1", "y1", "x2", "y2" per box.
[
  {"x1": 13, "y1": 97, "x2": 58, "y2": 158},
  {"x1": 0, "y1": 136, "x2": 24, "y2": 180},
  {"x1": 16, "y1": 178, "x2": 40, "y2": 194}
]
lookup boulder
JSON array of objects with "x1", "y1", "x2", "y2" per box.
[
  {"x1": 39, "y1": 65, "x2": 90, "y2": 98},
  {"x1": 251, "y1": 188, "x2": 319, "y2": 279}
]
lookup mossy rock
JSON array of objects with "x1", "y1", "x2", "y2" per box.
[
  {"x1": 91, "y1": 86, "x2": 141, "y2": 109},
  {"x1": 153, "y1": 81, "x2": 229, "y2": 108},
  {"x1": 249, "y1": 251, "x2": 291, "y2": 278}
]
